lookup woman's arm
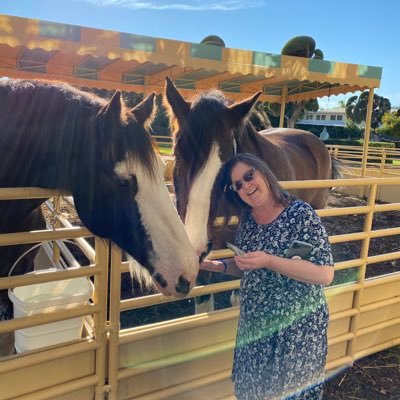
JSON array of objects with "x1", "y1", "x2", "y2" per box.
[
  {"x1": 200, "y1": 258, "x2": 244, "y2": 277},
  {"x1": 235, "y1": 252, "x2": 334, "y2": 285}
]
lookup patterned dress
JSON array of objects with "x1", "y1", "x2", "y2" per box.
[{"x1": 232, "y1": 200, "x2": 333, "y2": 400}]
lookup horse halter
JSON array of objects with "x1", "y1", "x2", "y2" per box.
[{"x1": 232, "y1": 137, "x2": 237, "y2": 155}]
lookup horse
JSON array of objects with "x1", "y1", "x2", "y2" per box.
[
  {"x1": 164, "y1": 77, "x2": 340, "y2": 311},
  {"x1": 0, "y1": 79, "x2": 199, "y2": 355},
  {"x1": 165, "y1": 76, "x2": 339, "y2": 256}
]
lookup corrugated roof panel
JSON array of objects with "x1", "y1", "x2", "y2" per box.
[
  {"x1": 0, "y1": 14, "x2": 382, "y2": 100},
  {"x1": 39, "y1": 20, "x2": 81, "y2": 42}
]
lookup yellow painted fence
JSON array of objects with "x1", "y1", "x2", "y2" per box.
[{"x1": 0, "y1": 176, "x2": 399, "y2": 399}]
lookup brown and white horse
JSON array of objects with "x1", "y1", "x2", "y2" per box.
[
  {"x1": 165, "y1": 77, "x2": 339, "y2": 259},
  {"x1": 165, "y1": 77, "x2": 340, "y2": 311},
  {"x1": 0, "y1": 79, "x2": 199, "y2": 354}
]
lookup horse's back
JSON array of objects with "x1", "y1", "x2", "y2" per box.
[
  {"x1": 257, "y1": 127, "x2": 333, "y2": 208},
  {"x1": 258, "y1": 128, "x2": 331, "y2": 173},
  {"x1": 260, "y1": 127, "x2": 326, "y2": 150}
]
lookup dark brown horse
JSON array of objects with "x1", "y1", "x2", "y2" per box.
[
  {"x1": 165, "y1": 76, "x2": 340, "y2": 258},
  {"x1": 0, "y1": 79, "x2": 199, "y2": 354}
]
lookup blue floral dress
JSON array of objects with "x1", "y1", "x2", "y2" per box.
[{"x1": 232, "y1": 200, "x2": 333, "y2": 400}]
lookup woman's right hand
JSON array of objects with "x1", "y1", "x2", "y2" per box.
[{"x1": 200, "y1": 259, "x2": 224, "y2": 272}]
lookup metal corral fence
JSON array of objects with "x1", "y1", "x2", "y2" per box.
[
  {"x1": 326, "y1": 145, "x2": 400, "y2": 203},
  {"x1": 0, "y1": 176, "x2": 400, "y2": 399},
  {"x1": 327, "y1": 145, "x2": 400, "y2": 177}
]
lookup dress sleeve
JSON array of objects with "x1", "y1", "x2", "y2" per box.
[{"x1": 291, "y1": 202, "x2": 334, "y2": 267}]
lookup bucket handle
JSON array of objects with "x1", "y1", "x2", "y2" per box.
[{"x1": 8, "y1": 240, "x2": 81, "y2": 277}]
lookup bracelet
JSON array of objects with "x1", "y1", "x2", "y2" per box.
[{"x1": 220, "y1": 259, "x2": 228, "y2": 273}]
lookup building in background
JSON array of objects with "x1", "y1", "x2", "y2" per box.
[{"x1": 297, "y1": 108, "x2": 347, "y2": 128}]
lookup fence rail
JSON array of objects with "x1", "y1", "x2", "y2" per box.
[
  {"x1": 327, "y1": 144, "x2": 400, "y2": 177},
  {"x1": 1, "y1": 176, "x2": 400, "y2": 399}
]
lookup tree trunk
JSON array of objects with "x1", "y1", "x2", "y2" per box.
[
  {"x1": 252, "y1": 105, "x2": 272, "y2": 129},
  {"x1": 286, "y1": 101, "x2": 305, "y2": 128}
]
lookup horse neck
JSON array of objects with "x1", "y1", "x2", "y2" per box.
[{"x1": 1, "y1": 112, "x2": 95, "y2": 192}]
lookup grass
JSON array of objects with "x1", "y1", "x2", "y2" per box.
[{"x1": 157, "y1": 144, "x2": 173, "y2": 156}]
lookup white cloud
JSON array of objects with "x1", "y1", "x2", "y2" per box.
[{"x1": 81, "y1": 0, "x2": 264, "y2": 11}]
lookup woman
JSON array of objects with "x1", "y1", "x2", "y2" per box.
[{"x1": 202, "y1": 153, "x2": 334, "y2": 400}]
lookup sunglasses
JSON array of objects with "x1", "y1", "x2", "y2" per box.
[{"x1": 229, "y1": 168, "x2": 256, "y2": 192}]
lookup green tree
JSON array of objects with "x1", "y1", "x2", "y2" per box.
[
  {"x1": 267, "y1": 98, "x2": 319, "y2": 128},
  {"x1": 376, "y1": 111, "x2": 400, "y2": 138},
  {"x1": 275, "y1": 36, "x2": 323, "y2": 127},
  {"x1": 281, "y1": 36, "x2": 324, "y2": 59},
  {"x1": 345, "y1": 91, "x2": 391, "y2": 132},
  {"x1": 250, "y1": 101, "x2": 272, "y2": 130},
  {"x1": 344, "y1": 119, "x2": 363, "y2": 139},
  {"x1": 200, "y1": 35, "x2": 225, "y2": 47}
]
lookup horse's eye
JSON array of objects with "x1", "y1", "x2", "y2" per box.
[{"x1": 119, "y1": 178, "x2": 130, "y2": 187}]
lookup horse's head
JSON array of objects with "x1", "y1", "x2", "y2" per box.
[
  {"x1": 165, "y1": 77, "x2": 261, "y2": 256},
  {"x1": 73, "y1": 91, "x2": 198, "y2": 297}
]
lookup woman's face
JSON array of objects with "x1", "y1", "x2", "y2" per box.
[{"x1": 230, "y1": 162, "x2": 271, "y2": 210}]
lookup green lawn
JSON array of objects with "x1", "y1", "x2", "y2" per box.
[{"x1": 158, "y1": 145, "x2": 173, "y2": 156}]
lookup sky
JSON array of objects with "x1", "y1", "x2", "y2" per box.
[{"x1": 1, "y1": 0, "x2": 399, "y2": 108}]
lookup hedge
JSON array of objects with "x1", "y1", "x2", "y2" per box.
[{"x1": 323, "y1": 139, "x2": 395, "y2": 148}]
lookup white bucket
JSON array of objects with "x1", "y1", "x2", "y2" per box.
[{"x1": 8, "y1": 269, "x2": 93, "y2": 353}]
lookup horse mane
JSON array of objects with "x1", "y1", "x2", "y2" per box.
[
  {"x1": 235, "y1": 120, "x2": 269, "y2": 158},
  {"x1": 173, "y1": 90, "x2": 237, "y2": 180},
  {"x1": 0, "y1": 79, "x2": 158, "y2": 188}
]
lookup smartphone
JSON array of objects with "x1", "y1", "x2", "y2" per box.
[
  {"x1": 285, "y1": 240, "x2": 313, "y2": 259},
  {"x1": 226, "y1": 242, "x2": 245, "y2": 256}
]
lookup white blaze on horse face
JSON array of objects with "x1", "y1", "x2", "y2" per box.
[
  {"x1": 115, "y1": 154, "x2": 198, "y2": 297},
  {"x1": 185, "y1": 143, "x2": 222, "y2": 255}
]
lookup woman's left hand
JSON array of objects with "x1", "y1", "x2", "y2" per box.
[{"x1": 234, "y1": 251, "x2": 271, "y2": 271}]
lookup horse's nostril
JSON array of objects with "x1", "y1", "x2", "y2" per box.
[
  {"x1": 154, "y1": 273, "x2": 168, "y2": 288},
  {"x1": 175, "y1": 275, "x2": 191, "y2": 295}
]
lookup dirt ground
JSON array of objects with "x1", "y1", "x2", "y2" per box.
[
  {"x1": 323, "y1": 345, "x2": 400, "y2": 400},
  {"x1": 53, "y1": 191, "x2": 400, "y2": 400}
]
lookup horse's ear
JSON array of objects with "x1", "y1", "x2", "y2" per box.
[
  {"x1": 165, "y1": 76, "x2": 190, "y2": 122},
  {"x1": 130, "y1": 92, "x2": 156, "y2": 125},
  {"x1": 98, "y1": 91, "x2": 122, "y2": 119},
  {"x1": 227, "y1": 91, "x2": 262, "y2": 124}
]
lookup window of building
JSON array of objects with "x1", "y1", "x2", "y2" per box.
[
  {"x1": 316, "y1": 115, "x2": 321, "y2": 120},
  {"x1": 337, "y1": 115, "x2": 343, "y2": 120},
  {"x1": 330, "y1": 115, "x2": 336, "y2": 120},
  {"x1": 321, "y1": 115, "x2": 326, "y2": 120}
]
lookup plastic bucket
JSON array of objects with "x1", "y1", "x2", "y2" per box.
[{"x1": 8, "y1": 268, "x2": 93, "y2": 353}]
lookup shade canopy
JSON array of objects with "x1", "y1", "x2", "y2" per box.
[{"x1": 0, "y1": 14, "x2": 382, "y2": 102}]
